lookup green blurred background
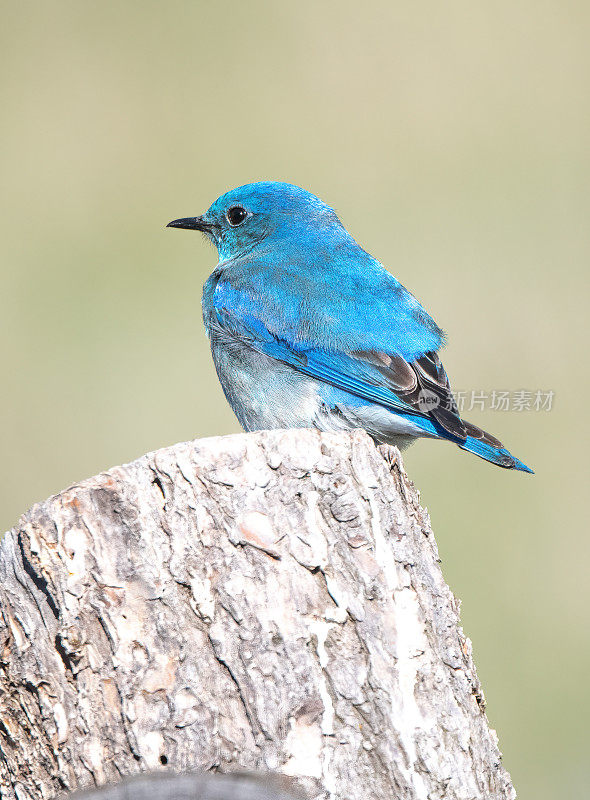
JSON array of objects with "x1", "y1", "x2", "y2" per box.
[{"x1": 1, "y1": 2, "x2": 588, "y2": 796}]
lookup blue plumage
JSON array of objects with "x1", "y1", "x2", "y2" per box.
[{"x1": 168, "y1": 181, "x2": 533, "y2": 473}]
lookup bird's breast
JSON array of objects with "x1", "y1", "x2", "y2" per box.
[{"x1": 208, "y1": 331, "x2": 321, "y2": 432}]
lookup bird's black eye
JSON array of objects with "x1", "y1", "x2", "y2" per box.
[{"x1": 226, "y1": 206, "x2": 248, "y2": 227}]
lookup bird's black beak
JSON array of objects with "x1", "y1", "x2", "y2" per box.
[{"x1": 166, "y1": 215, "x2": 213, "y2": 232}]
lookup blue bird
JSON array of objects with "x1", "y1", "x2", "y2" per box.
[{"x1": 168, "y1": 182, "x2": 532, "y2": 473}]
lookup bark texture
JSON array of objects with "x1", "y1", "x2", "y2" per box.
[{"x1": 0, "y1": 429, "x2": 515, "y2": 800}]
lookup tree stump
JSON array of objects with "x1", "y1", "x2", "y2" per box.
[{"x1": 0, "y1": 429, "x2": 515, "y2": 800}]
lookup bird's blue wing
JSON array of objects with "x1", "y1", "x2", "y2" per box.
[
  {"x1": 213, "y1": 306, "x2": 409, "y2": 413},
  {"x1": 210, "y1": 303, "x2": 467, "y2": 441}
]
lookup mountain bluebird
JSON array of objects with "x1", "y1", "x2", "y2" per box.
[{"x1": 168, "y1": 182, "x2": 532, "y2": 473}]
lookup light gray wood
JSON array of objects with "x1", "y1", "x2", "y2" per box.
[{"x1": 0, "y1": 429, "x2": 515, "y2": 799}]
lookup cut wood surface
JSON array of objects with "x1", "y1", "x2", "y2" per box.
[{"x1": 0, "y1": 429, "x2": 515, "y2": 800}]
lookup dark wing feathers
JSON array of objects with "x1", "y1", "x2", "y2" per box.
[
  {"x1": 462, "y1": 419, "x2": 503, "y2": 448},
  {"x1": 377, "y1": 350, "x2": 507, "y2": 449},
  {"x1": 355, "y1": 349, "x2": 467, "y2": 441}
]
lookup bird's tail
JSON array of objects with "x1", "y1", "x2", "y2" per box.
[{"x1": 458, "y1": 420, "x2": 534, "y2": 473}]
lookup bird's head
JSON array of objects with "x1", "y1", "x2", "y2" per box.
[{"x1": 167, "y1": 181, "x2": 342, "y2": 261}]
